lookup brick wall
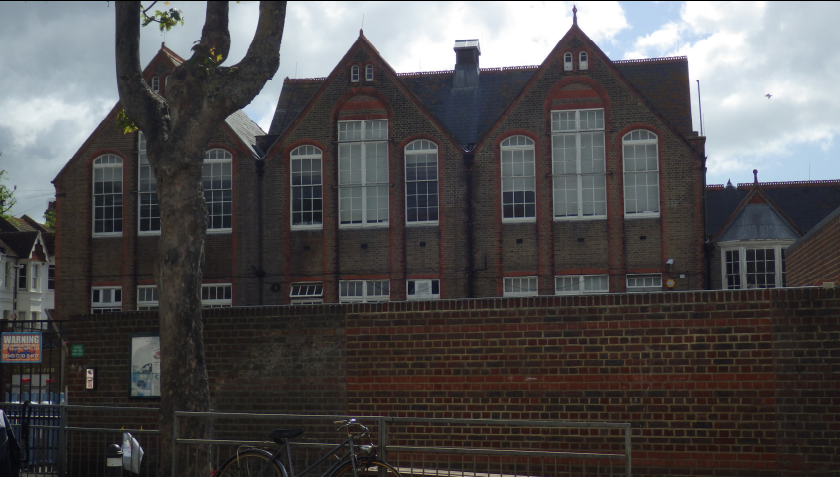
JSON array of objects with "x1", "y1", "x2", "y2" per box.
[
  {"x1": 786, "y1": 209, "x2": 840, "y2": 286},
  {"x1": 67, "y1": 288, "x2": 840, "y2": 476}
]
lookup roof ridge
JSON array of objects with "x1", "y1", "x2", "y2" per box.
[
  {"x1": 285, "y1": 77, "x2": 327, "y2": 84},
  {"x1": 736, "y1": 179, "x2": 840, "y2": 188},
  {"x1": 613, "y1": 56, "x2": 687, "y2": 64}
]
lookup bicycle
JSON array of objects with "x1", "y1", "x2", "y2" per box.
[{"x1": 215, "y1": 419, "x2": 402, "y2": 477}]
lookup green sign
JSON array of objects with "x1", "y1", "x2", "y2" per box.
[{"x1": 71, "y1": 344, "x2": 84, "y2": 358}]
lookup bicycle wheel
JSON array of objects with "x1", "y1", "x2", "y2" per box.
[
  {"x1": 330, "y1": 459, "x2": 402, "y2": 477},
  {"x1": 217, "y1": 449, "x2": 288, "y2": 477}
]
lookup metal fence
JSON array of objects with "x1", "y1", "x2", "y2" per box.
[{"x1": 174, "y1": 411, "x2": 632, "y2": 477}]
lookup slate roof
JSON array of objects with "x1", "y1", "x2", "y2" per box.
[
  {"x1": 268, "y1": 79, "x2": 324, "y2": 136},
  {"x1": 706, "y1": 180, "x2": 840, "y2": 238},
  {"x1": 613, "y1": 57, "x2": 694, "y2": 135},
  {"x1": 0, "y1": 232, "x2": 39, "y2": 259},
  {"x1": 786, "y1": 205, "x2": 840, "y2": 254},
  {"x1": 716, "y1": 203, "x2": 800, "y2": 242},
  {"x1": 224, "y1": 109, "x2": 266, "y2": 158}
]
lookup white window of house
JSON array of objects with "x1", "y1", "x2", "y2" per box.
[
  {"x1": 30, "y1": 265, "x2": 39, "y2": 291},
  {"x1": 289, "y1": 282, "x2": 324, "y2": 304},
  {"x1": 405, "y1": 140, "x2": 439, "y2": 224},
  {"x1": 351, "y1": 65, "x2": 360, "y2": 82},
  {"x1": 91, "y1": 287, "x2": 122, "y2": 313},
  {"x1": 338, "y1": 120, "x2": 389, "y2": 227},
  {"x1": 201, "y1": 284, "x2": 232, "y2": 308},
  {"x1": 407, "y1": 279, "x2": 440, "y2": 300},
  {"x1": 626, "y1": 274, "x2": 662, "y2": 292},
  {"x1": 291, "y1": 145, "x2": 323, "y2": 228},
  {"x1": 365, "y1": 64, "x2": 374, "y2": 81},
  {"x1": 48, "y1": 265, "x2": 55, "y2": 290},
  {"x1": 555, "y1": 275, "x2": 608, "y2": 295},
  {"x1": 93, "y1": 154, "x2": 123, "y2": 236},
  {"x1": 564, "y1": 52, "x2": 573, "y2": 71},
  {"x1": 552, "y1": 109, "x2": 606, "y2": 219},
  {"x1": 339, "y1": 280, "x2": 390, "y2": 303},
  {"x1": 623, "y1": 130, "x2": 660, "y2": 217},
  {"x1": 503, "y1": 277, "x2": 538, "y2": 297},
  {"x1": 501, "y1": 135, "x2": 536, "y2": 222},
  {"x1": 5, "y1": 262, "x2": 13, "y2": 290},
  {"x1": 17, "y1": 264, "x2": 26, "y2": 290},
  {"x1": 151, "y1": 76, "x2": 159, "y2": 93},
  {"x1": 137, "y1": 286, "x2": 159, "y2": 311},
  {"x1": 722, "y1": 243, "x2": 788, "y2": 289},
  {"x1": 138, "y1": 132, "x2": 160, "y2": 234},
  {"x1": 579, "y1": 51, "x2": 589, "y2": 70},
  {"x1": 203, "y1": 149, "x2": 233, "y2": 231}
]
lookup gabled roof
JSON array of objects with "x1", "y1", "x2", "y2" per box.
[
  {"x1": 0, "y1": 216, "x2": 54, "y2": 259},
  {"x1": 224, "y1": 110, "x2": 266, "y2": 158},
  {"x1": 613, "y1": 57, "x2": 693, "y2": 135}
]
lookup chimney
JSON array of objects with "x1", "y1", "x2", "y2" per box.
[{"x1": 453, "y1": 39, "x2": 480, "y2": 88}]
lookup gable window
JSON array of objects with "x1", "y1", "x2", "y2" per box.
[
  {"x1": 92, "y1": 287, "x2": 122, "y2": 313},
  {"x1": 17, "y1": 264, "x2": 26, "y2": 290},
  {"x1": 405, "y1": 140, "x2": 439, "y2": 224},
  {"x1": 202, "y1": 284, "x2": 232, "y2": 308},
  {"x1": 365, "y1": 64, "x2": 374, "y2": 81},
  {"x1": 555, "y1": 274, "x2": 608, "y2": 294},
  {"x1": 504, "y1": 276, "x2": 538, "y2": 297},
  {"x1": 501, "y1": 135, "x2": 536, "y2": 221},
  {"x1": 564, "y1": 52, "x2": 573, "y2": 71},
  {"x1": 579, "y1": 51, "x2": 589, "y2": 70},
  {"x1": 626, "y1": 274, "x2": 662, "y2": 292},
  {"x1": 93, "y1": 154, "x2": 123, "y2": 235},
  {"x1": 552, "y1": 109, "x2": 606, "y2": 219},
  {"x1": 338, "y1": 120, "x2": 389, "y2": 227},
  {"x1": 722, "y1": 243, "x2": 788, "y2": 289},
  {"x1": 291, "y1": 145, "x2": 323, "y2": 228},
  {"x1": 351, "y1": 65, "x2": 360, "y2": 82},
  {"x1": 407, "y1": 279, "x2": 440, "y2": 300},
  {"x1": 151, "y1": 76, "x2": 159, "y2": 93},
  {"x1": 339, "y1": 280, "x2": 390, "y2": 303},
  {"x1": 138, "y1": 132, "x2": 160, "y2": 233},
  {"x1": 137, "y1": 285, "x2": 159, "y2": 311},
  {"x1": 48, "y1": 265, "x2": 55, "y2": 290},
  {"x1": 290, "y1": 282, "x2": 323, "y2": 304},
  {"x1": 623, "y1": 130, "x2": 660, "y2": 217},
  {"x1": 203, "y1": 149, "x2": 233, "y2": 231}
]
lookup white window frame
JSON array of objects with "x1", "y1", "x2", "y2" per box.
[
  {"x1": 338, "y1": 120, "x2": 389, "y2": 228},
  {"x1": 407, "y1": 279, "x2": 440, "y2": 301},
  {"x1": 365, "y1": 64, "x2": 374, "y2": 81},
  {"x1": 290, "y1": 145, "x2": 323, "y2": 229},
  {"x1": 405, "y1": 140, "x2": 439, "y2": 225},
  {"x1": 17, "y1": 264, "x2": 26, "y2": 290},
  {"x1": 203, "y1": 149, "x2": 233, "y2": 232},
  {"x1": 623, "y1": 130, "x2": 660, "y2": 218},
  {"x1": 137, "y1": 285, "x2": 159, "y2": 311},
  {"x1": 501, "y1": 135, "x2": 536, "y2": 222},
  {"x1": 4, "y1": 262, "x2": 13, "y2": 290},
  {"x1": 503, "y1": 277, "x2": 538, "y2": 297},
  {"x1": 720, "y1": 241, "x2": 790, "y2": 290},
  {"x1": 564, "y1": 52, "x2": 573, "y2": 71},
  {"x1": 201, "y1": 284, "x2": 232, "y2": 308},
  {"x1": 151, "y1": 76, "x2": 159, "y2": 93},
  {"x1": 92, "y1": 154, "x2": 123, "y2": 236},
  {"x1": 289, "y1": 282, "x2": 324, "y2": 304},
  {"x1": 579, "y1": 51, "x2": 589, "y2": 70},
  {"x1": 626, "y1": 274, "x2": 662, "y2": 292},
  {"x1": 351, "y1": 65, "x2": 360, "y2": 82},
  {"x1": 48, "y1": 265, "x2": 55, "y2": 290},
  {"x1": 138, "y1": 132, "x2": 160, "y2": 234},
  {"x1": 551, "y1": 109, "x2": 606, "y2": 220},
  {"x1": 339, "y1": 280, "x2": 390, "y2": 303},
  {"x1": 91, "y1": 286, "x2": 122, "y2": 313},
  {"x1": 555, "y1": 275, "x2": 608, "y2": 295},
  {"x1": 30, "y1": 264, "x2": 39, "y2": 292}
]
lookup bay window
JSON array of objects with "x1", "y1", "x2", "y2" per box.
[{"x1": 722, "y1": 243, "x2": 788, "y2": 289}]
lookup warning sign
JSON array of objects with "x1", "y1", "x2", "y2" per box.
[{"x1": 1, "y1": 333, "x2": 43, "y2": 363}]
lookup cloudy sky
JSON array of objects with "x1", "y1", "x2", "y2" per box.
[{"x1": 1, "y1": 1, "x2": 838, "y2": 218}]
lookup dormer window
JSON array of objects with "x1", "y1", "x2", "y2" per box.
[
  {"x1": 365, "y1": 64, "x2": 374, "y2": 81},
  {"x1": 564, "y1": 53, "x2": 573, "y2": 71},
  {"x1": 579, "y1": 51, "x2": 589, "y2": 70},
  {"x1": 351, "y1": 65, "x2": 360, "y2": 82},
  {"x1": 151, "y1": 76, "x2": 159, "y2": 93}
]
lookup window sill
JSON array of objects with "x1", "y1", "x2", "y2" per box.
[
  {"x1": 554, "y1": 216, "x2": 607, "y2": 222},
  {"x1": 207, "y1": 229, "x2": 232, "y2": 235},
  {"x1": 93, "y1": 233, "x2": 122, "y2": 238},
  {"x1": 406, "y1": 221, "x2": 439, "y2": 227},
  {"x1": 291, "y1": 224, "x2": 323, "y2": 231},
  {"x1": 138, "y1": 231, "x2": 161, "y2": 237},
  {"x1": 624, "y1": 213, "x2": 660, "y2": 220},
  {"x1": 339, "y1": 223, "x2": 389, "y2": 229},
  {"x1": 502, "y1": 218, "x2": 537, "y2": 224}
]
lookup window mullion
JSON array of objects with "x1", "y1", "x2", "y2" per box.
[
  {"x1": 360, "y1": 141, "x2": 367, "y2": 224},
  {"x1": 576, "y1": 133, "x2": 583, "y2": 217}
]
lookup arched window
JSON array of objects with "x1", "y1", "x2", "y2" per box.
[
  {"x1": 290, "y1": 145, "x2": 323, "y2": 228},
  {"x1": 579, "y1": 51, "x2": 589, "y2": 70},
  {"x1": 203, "y1": 149, "x2": 233, "y2": 230},
  {"x1": 151, "y1": 76, "x2": 159, "y2": 93},
  {"x1": 92, "y1": 154, "x2": 123, "y2": 235},
  {"x1": 351, "y1": 65, "x2": 360, "y2": 82},
  {"x1": 500, "y1": 135, "x2": 536, "y2": 221},
  {"x1": 338, "y1": 120, "x2": 389, "y2": 227},
  {"x1": 365, "y1": 64, "x2": 374, "y2": 81},
  {"x1": 405, "y1": 139, "x2": 438, "y2": 224},
  {"x1": 622, "y1": 130, "x2": 659, "y2": 216},
  {"x1": 551, "y1": 109, "x2": 606, "y2": 219},
  {"x1": 564, "y1": 52, "x2": 573, "y2": 71}
]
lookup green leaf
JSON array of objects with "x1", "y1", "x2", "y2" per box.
[{"x1": 116, "y1": 109, "x2": 139, "y2": 134}]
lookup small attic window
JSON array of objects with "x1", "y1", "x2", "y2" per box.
[
  {"x1": 151, "y1": 76, "x2": 159, "y2": 93},
  {"x1": 580, "y1": 51, "x2": 589, "y2": 70},
  {"x1": 365, "y1": 64, "x2": 374, "y2": 81},
  {"x1": 564, "y1": 53, "x2": 573, "y2": 71},
  {"x1": 351, "y1": 65, "x2": 360, "y2": 82}
]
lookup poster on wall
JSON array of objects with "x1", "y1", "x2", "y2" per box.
[
  {"x1": 1, "y1": 332, "x2": 42, "y2": 363},
  {"x1": 129, "y1": 334, "x2": 160, "y2": 398}
]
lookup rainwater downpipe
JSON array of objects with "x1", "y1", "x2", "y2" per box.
[
  {"x1": 256, "y1": 160, "x2": 265, "y2": 305},
  {"x1": 464, "y1": 150, "x2": 475, "y2": 298}
]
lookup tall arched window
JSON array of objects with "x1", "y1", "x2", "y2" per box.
[
  {"x1": 552, "y1": 109, "x2": 606, "y2": 219},
  {"x1": 203, "y1": 149, "x2": 233, "y2": 231},
  {"x1": 290, "y1": 145, "x2": 323, "y2": 228},
  {"x1": 564, "y1": 52, "x2": 573, "y2": 71},
  {"x1": 338, "y1": 120, "x2": 389, "y2": 227},
  {"x1": 351, "y1": 65, "x2": 360, "y2": 82},
  {"x1": 500, "y1": 135, "x2": 536, "y2": 221},
  {"x1": 92, "y1": 154, "x2": 123, "y2": 235},
  {"x1": 365, "y1": 64, "x2": 374, "y2": 81},
  {"x1": 623, "y1": 130, "x2": 659, "y2": 216},
  {"x1": 405, "y1": 139, "x2": 438, "y2": 224},
  {"x1": 579, "y1": 51, "x2": 589, "y2": 70}
]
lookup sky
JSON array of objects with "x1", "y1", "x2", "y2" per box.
[{"x1": 1, "y1": 1, "x2": 838, "y2": 219}]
